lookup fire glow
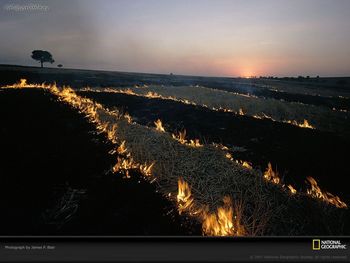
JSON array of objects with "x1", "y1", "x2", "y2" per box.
[
  {"x1": 177, "y1": 178, "x2": 194, "y2": 215},
  {"x1": 154, "y1": 119, "x2": 165, "y2": 132},
  {"x1": 2, "y1": 79, "x2": 347, "y2": 238},
  {"x1": 264, "y1": 162, "x2": 280, "y2": 185},
  {"x1": 306, "y1": 177, "x2": 347, "y2": 209},
  {"x1": 177, "y1": 178, "x2": 245, "y2": 236}
]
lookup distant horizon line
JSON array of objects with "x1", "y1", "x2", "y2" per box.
[{"x1": 1, "y1": 63, "x2": 349, "y2": 79}]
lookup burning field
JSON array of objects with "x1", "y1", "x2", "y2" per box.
[{"x1": 1, "y1": 67, "x2": 349, "y2": 236}]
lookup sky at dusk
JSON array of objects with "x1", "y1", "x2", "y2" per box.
[{"x1": 1, "y1": 0, "x2": 350, "y2": 77}]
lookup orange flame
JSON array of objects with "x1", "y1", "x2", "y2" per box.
[
  {"x1": 306, "y1": 177, "x2": 347, "y2": 208},
  {"x1": 6, "y1": 78, "x2": 43, "y2": 89},
  {"x1": 202, "y1": 196, "x2": 245, "y2": 236},
  {"x1": 299, "y1": 119, "x2": 314, "y2": 129},
  {"x1": 106, "y1": 124, "x2": 117, "y2": 144},
  {"x1": 19, "y1": 78, "x2": 27, "y2": 87},
  {"x1": 285, "y1": 119, "x2": 314, "y2": 129},
  {"x1": 189, "y1": 139, "x2": 202, "y2": 147},
  {"x1": 263, "y1": 162, "x2": 280, "y2": 184},
  {"x1": 154, "y1": 119, "x2": 165, "y2": 132},
  {"x1": 124, "y1": 113, "x2": 132, "y2": 124},
  {"x1": 117, "y1": 141, "x2": 127, "y2": 154},
  {"x1": 176, "y1": 178, "x2": 244, "y2": 236},
  {"x1": 226, "y1": 153, "x2": 233, "y2": 160},
  {"x1": 124, "y1": 88, "x2": 136, "y2": 95},
  {"x1": 172, "y1": 130, "x2": 187, "y2": 144},
  {"x1": 172, "y1": 130, "x2": 202, "y2": 147},
  {"x1": 287, "y1": 184, "x2": 297, "y2": 194},
  {"x1": 146, "y1": 91, "x2": 161, "y2": 98},
  {"x1": 177, "y1": 178, "x2": 194, "y2": 214},
  {"x1": 113, "y1": 157, "x2": 135, "y2": 172},
  {"x1": 242, "y1": 161, "x2": 252, "y2": 169},
  {"x1": 140, "y1": 162, "x2": 155, "y2": 177}
]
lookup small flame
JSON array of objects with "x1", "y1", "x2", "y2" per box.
[
  {"x1": 220, "y1": 145, "x2": 229, "y2": 150},
  {"x1": 306, "y1": 177, "x2": 347, "y2": 208},
  {"x1": 6, "y1": 78, "x2": 42, "y2": 89},
  {"x1": 113, "y1": 157, "x2": 135, "y2": 174},
  {"x1": 285, "y1": 119, "x2": 314, "y2": 129},
  {"x1": 154, "y1": 119, "x2": 165, "y2": 132},
  {"x1": 218, "y1": 145, "x2": 253, "y2": 170},
  {"x1": 172, "y1": 130, "x2": 202, "y2": 147},
  {"x1": 106, "y1": 124, "x2": 117, "y2": 144},
  {"x1": 124, "y1": 113, "x2": 132, "y2": 123},
  {"x1": 172, "y1": 130, "x2": 187, "y2": 144},
  {"x1": 238, "y1": 108, "x2": 244, "y2": 116},
  {"x1": 263, "y1": 162, "x2": 280, "y2": 184},
  {"x1": 124, "y1": 88, "x2": 136, "y2": 95},
  {"x1": 177, "y1": 179, "x2": 244, "y2": 236},
  {"x1": 189, "y1": 139, "x2": 202, "y2": 147},
  {"x1": 146, "y1": 91, "x2": 161, "y2": 98},
  {"x1": 242, "y1": 161, "x2": 252, "y2": 169},
  {"x1": 177, "y1": 178, "x2": 194, "y2": 214},
  {"x1": 117, "y1": 141, "x2": 127, "y2": 154},
  {"x1": 225, "y1": 153, "x2": 233, "y2": 160},
  {"x1": 287, "y1": 184, "x2": 297, "y2": 194},
  {"x1": 19, "y1": 78, "x2": 27, "y2": 87},
  {"x1": 299, "y1": 119, "x2": 314, "y2": 129},
  {"x1": 140, "y1": 162, "x2": 155, "y2": 176},
  {"x1": 202, "y1": 196, "x2": 245, "y2": 236}
]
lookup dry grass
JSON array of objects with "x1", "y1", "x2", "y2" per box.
[
  {"x1": 107, "y1": 85, "x2": 350, "y2": 134},
  {"x1": 54, "y1": 84, "x2": 348, "y2": 235},
  {"x1": 4, "y1": 80, "x2": 347, "y2": 236},
  {"x1": 111, "y1": 119, "x2": 348, "y2": 236},
  {"x1": 110, "y1": 118, "x2": 306, "y2": 235}
]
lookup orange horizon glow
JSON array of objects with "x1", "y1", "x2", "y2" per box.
[{"x1": 1, "y1": 0, "x2": 350, "y2": 77}]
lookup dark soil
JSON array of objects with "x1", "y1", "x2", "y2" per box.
[
  {"x1": 1, "y1": 64, "x2": 349, "y2": 111},
  {"x1": 207, "y1": 83, "x2": 350, "y2": 111},
  {"x1": 79, "y1": 92, "x2": 350, "y2": 204},
  {"x1": 0, "y1": 89, "x2": 200, "y2": 235}
]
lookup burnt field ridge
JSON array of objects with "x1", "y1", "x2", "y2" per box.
[{"x1": 0, "y1": 66, "x2": 349, "y2": 236}]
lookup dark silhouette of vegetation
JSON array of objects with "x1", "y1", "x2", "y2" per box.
[
  {"x1": 31, "y1": 50, "x2": 55, "y2": 68},
  {"x1": 57, "y1": 64, "x2": 63, "y2": 68},
  {"x1": 337, "y1": 79, "x2": 347, "y2": 85}
]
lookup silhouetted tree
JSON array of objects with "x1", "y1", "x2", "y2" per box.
[
  {"x1": 57, "y1": 64, "x2": 63, "y2": 68},
  {"x1": 31, "y1": 50, "x2": 55, "y2": 68}
]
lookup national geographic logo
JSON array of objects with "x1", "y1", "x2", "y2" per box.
[{"x1": 312, "y1": 239, "x2": 347, "y2": 250}]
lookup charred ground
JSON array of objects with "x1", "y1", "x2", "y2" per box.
[{"x1": 0, "y1": 88, "x2": 200, "y2": 235}]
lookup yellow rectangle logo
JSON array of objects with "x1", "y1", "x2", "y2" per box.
[{"x1": 313, "y1": 239, "x2": 321, "y2": 250}]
